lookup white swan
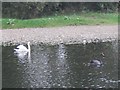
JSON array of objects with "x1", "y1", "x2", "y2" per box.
[{"x1": 14, "y1": 42, "x2": 31, "y2": 53}]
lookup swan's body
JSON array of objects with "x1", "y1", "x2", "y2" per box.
[
  {"x1": 14, "y1": 51, "x2": 28, "y2": 60},
  {"x1": 14, "y1": 42, "x2": 30, "y2": 53}
]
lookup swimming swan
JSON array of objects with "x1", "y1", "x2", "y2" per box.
[
  {"x1": 14, "y1": 42, "x2": 31, "y2": 53},
  {"x1": 88, "y1": 59, "x2": 103, "y2": 68}
]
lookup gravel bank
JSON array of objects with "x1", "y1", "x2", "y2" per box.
[{"x1": 1, "y1": 25, "x2": 118, "y2": 46}]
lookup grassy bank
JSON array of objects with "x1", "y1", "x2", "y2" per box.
[{"x1": 2, "y1": 12, "x2": 118, "y2": 29}]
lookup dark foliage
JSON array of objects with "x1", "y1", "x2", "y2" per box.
[{"x1": 2, "y1": 2, "x2": 118, "y2": 19}]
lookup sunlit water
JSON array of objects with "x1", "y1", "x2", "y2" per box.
[{"x1": 2, "y1": 41, "x2": 119, "y2": 88}]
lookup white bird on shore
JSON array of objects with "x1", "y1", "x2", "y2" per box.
[{"x1": 14, "y1": 42, "x2": 31, "y2": 53}]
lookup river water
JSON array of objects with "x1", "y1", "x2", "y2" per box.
[{"x1": 2, "y1": 40, "x2": 119, "y2": 88}]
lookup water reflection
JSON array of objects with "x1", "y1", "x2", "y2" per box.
[
  {"x1": 54, "y1": 44, "x2": 70, "y2": 88},
  {"x1": 2, "y1": 41, "x2": 118, "y2": 88}
]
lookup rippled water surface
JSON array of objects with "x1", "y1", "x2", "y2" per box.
[{"x1": 2, "y1": 41, "x2": 118, "y2": 88}]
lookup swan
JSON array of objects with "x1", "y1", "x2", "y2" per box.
[
  {"x1": 14, "y1": 42, "x2": 31, "y2": 53},
  {"x1": 88, "y1": 59, "x2": 103, "y2": 68}
]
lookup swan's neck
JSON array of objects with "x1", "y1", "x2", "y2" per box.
[{"x1": 28, "y1": 43, "x2": 31, "y2": 52}]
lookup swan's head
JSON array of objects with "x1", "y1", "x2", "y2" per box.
[
  {"x1": 28, "y1": 42, "x2": 30, "y2": 44},
  {"x1": 27, "y1": 42, "x2": 31, "y2": 52}
]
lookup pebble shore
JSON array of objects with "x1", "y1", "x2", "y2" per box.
[{"x1": 1, "y1": 25, "x2": 118, "y2": 46}]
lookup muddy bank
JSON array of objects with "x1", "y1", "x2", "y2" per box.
[{"x1": 1, "y1": 25, "x2": 118, "y2": 46}]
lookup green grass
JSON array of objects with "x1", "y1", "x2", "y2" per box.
[{"x1": 2, "y1": 12, "x2": 118, "y2": 29}]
